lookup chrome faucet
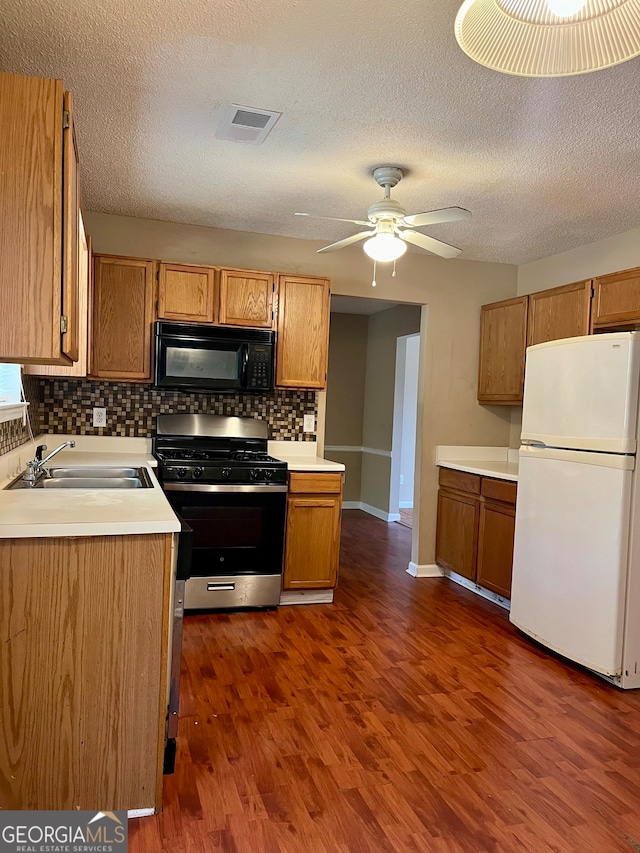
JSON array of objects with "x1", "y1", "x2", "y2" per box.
[{"x1": 22, "y1": 441, "x2": 76, "y2": 485}]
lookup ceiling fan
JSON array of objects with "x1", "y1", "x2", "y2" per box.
[{"x1": 295, "y1": 166, "x2": 471, "y2": 263}]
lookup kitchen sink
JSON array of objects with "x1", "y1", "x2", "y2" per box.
[
  {"x1": 41, "y1": 477, "x2": 146, "y2": 489},
  {"x1": 5, "y1": 466, "x2": 153, "y2": 490},
  {"x1": 48, "y1": 467, "x2": 142, "y2": 479}
]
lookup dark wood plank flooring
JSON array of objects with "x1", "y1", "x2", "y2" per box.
[{"x1": 131, "y1": 510, "x2": 640, "y2": 852}]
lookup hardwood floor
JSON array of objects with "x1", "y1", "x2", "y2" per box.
[
  {"x1": 130, "y1": 510, "x2": 640, "y2": 852},
  {"x1": 398, "y1": 508, "x2": 413, "y2": 528}
]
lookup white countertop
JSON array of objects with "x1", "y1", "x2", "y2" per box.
[
  {"x1": 435, "y1": 445, "x2": 519, "y2": 482},
  {"x1": 268, "y1": 440, "x2": 346, "y2": 473},
  {"x1": 0, "y1": 439, "x2": 180, "y2": 539},
  {"x1": 0, "y1": 436, "x2": 344, "y2": 538}
]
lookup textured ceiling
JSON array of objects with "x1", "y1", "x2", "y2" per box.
[{"x1": 2, "y1": 0, "x2": 640, "y2": 264}]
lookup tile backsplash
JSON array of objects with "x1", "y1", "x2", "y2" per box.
[{"x1": 38, "y1": 380, "x2": 318, "y2": 441}]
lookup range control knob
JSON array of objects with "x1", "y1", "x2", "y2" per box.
[
  {"x1": 263, "y1": 469, "x2": 273, "y2": 480},
  {"x1": 222, "y1": 468, "x2": 232, "y2": 479},
  {"x1": 193, "y1": 466, "x2": 204, "y2": 479},
  {"x1": 176, "y1": 467, "x2": 188, "y2": 479},
  {"x1": 250, "y1": 468, "x2": 262, "y2": 480}
]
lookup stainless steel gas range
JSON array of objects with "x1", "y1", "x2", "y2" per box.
[{"x1": 154, "y1": 414, "x2": 288, "y2": 610}]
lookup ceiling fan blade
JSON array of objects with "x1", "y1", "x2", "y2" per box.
[
  {"x1": 295, "y1": 212, "x2": 373, "y2": 227},
  {"x1": 400, "y1": 229, "x2": 462, "y2": 259},
  {"x1": 316, "y1": 232, "x2": 373, "y2": 254},
  {"x1": 402, "y1": 207, "x2": 472, "y2": 228}
]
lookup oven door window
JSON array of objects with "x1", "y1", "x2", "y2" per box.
[
  {"x1": 156, "y1": 337, "x2": 245, "y2": 390},
  {"x1": 167, "y1": 491, "x2": 286, "y2": 577}
]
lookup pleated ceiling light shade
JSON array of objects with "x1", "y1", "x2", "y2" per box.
[{"x1": 455, "y1": 0, "x2": 640, "y2": 77}]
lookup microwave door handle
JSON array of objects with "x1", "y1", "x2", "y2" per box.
[{"x1": 241, "y1": 343, "x2": 249, "y2": 385}]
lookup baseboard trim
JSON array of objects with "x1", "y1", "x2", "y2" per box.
[
  {"x1": 342, "y1": 501, "x2": 400, "y2": 523},
  {"x1": 442, "y1": 568, "x2": 511, "y2": 610},
  {"x1": 399, "y1": 501, "x2": 413, "y2": 509},
  {"x1": 406, "y1": 562, "x2": 443, "y2": 578},
  {"x1": 279, "y1": 589, "x2": 334, "y2": 605},
  {"x1": 128, "y1": 808, "x2": 155, "y2": 818}
]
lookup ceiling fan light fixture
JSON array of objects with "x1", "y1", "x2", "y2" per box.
[
  {"x1": 547, "y1": 0, "x2": 586, "y2": 16},
  {"x1": 455, "y1": 0, "x2": 640, "y2": 77},
  {"x1": 363, "y1": 233, "x2": 407, "y2": 262}
]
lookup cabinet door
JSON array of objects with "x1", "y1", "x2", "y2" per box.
[
  {"x1": 158, "y1": 263, "x2": 216, "y2": 323},
  {"x1": 92, "y1": 256, "x2": 156, "y2": 381},
  {"x1": 61, "y1": 91, "x2": 79, "y2": 362},
  {"x1": 283, "y1": 494, "x2": 342, "y2": 589},
  {"x1": 478, "y1": 296, "x2": 528, "y2": 405},
  {"x1": 592, "y1": 267, "x2": 640, "y2": 329},
  {"x1": 476, "y1": 499, "x2": 515, "y2": 599},
  {"x1": 527, "y1": 280, "x2": 592, "y2": 347},
  {"x1": 219, "y1": 269, "x2": 274, "y2": 328},
  {"x1": 276, "y1": 275, "x2": 330, "y2": 389},
  {"x1": 25, "y1": 211, "x2": 90, "y2": 378},
  {"x1": 435, "y1": 489, "x2": 479, "y2": 581},
  {"x1": 0, "y1": 73, "x2": 71, "y2": 365}
]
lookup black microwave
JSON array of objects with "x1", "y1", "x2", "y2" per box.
[{"x1": 154, "y1": 322, "x2": 275, "y2": 393}]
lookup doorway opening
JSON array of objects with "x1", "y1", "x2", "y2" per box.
[{"x1": 390, "y1": 334, "x2": 420, "y2": 528}]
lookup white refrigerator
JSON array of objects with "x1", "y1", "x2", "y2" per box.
[{"x1": 510, "y1": 331, "x2": 640, "y2": 688}]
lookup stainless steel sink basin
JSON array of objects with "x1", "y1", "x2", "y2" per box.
[
  {"x1": 5, "y1": 466, "x2": 153, "y2": 490},
  {"x1": 48, "y1": 467, "x2": 141, "y2": 479},
  {"x1": 41, "y1": 477, "x2": 146, "y2": 489}
]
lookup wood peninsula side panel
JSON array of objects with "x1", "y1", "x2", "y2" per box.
[{"x1": 0, "y1": 533, "x2": 171, "y2": 811}]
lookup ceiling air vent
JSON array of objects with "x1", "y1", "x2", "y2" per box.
[{"x1": 216, "y1": 104, "x2": 282, "y2": 145}]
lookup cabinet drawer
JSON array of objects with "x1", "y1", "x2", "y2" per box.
[
  {"x1": 438, "y1": 467, "x2": 481, "y2": 495},
  {"x1": 481, "y1": 477, "x2": 517, "y2": 505},
  {"x1": 288, "y1": 472, "x2": 343, "y2": 494}
]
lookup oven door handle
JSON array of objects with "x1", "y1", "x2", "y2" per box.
[
  {"x1": 207, "y1": 582, "x2": 236, "y2": 591},
  {"x1": 164, "y1": 483, "x2": 288, "y2": 493}
]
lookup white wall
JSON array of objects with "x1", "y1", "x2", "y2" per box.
[{"x1": 518, "y1": 225, "x2": 640, "y2": 296}]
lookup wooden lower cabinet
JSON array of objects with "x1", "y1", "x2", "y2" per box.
[
  {"x1": 283, "y1": 472, "x2": 343, "y2": 590},
  {"x1": 0, "y1": 533, "x2": 172, "y2": 811},
  {"x1": 436, "y1": 468, "x2": 516, "y2": 598},
  {"x1": 435, "y1": 489, "x2": 479, "y2": 581}
]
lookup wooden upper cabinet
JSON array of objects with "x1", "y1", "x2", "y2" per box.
[
  {"x1": 527, "y1": 280, "x2": 592, "y2": 347},
  {"x1": 61, "y1": 91, "x2": 80, "y2": 362},
  {"x1": 91, "y1": 256, "x2": 156, "y2": 381},
  {"x1": 0, "y1": 72, "x2": 80, "y2": 365},
  {"x1": 25, "y1": 212, "x2": 90, "y2": 378},
  {"x1": 158, "y1": 263, "x2": 216, "y2": 324},
  {"x1": 478, "y1": 296, "x2": 528, "y2": 405},
  {"x1": 276, "y1": 275, "x2": 330, "y2": 389},
  {"x1": 592, "y1": 267, "x2": 640, "y2": 330},
  {"x1": 218, "y1": 268, "x2": 274, "y2": 328}
]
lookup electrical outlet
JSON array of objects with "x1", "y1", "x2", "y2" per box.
[
  {"x1": 93, "y1": 407, "x2": 107, "y2": 428},
  {"x1": 400, "y1": 474, "x2": 404, "y2": 485},
  {"x1": 303, "y1": 414, "x2": 315, "y2": 433}
]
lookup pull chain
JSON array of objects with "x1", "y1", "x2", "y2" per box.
[
  {"x1": 372, "y1": 259, "x2": 377, "y2": 287},
  {"x1": 392, "y1": 259, "x2": 397, "y2": 278}
]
